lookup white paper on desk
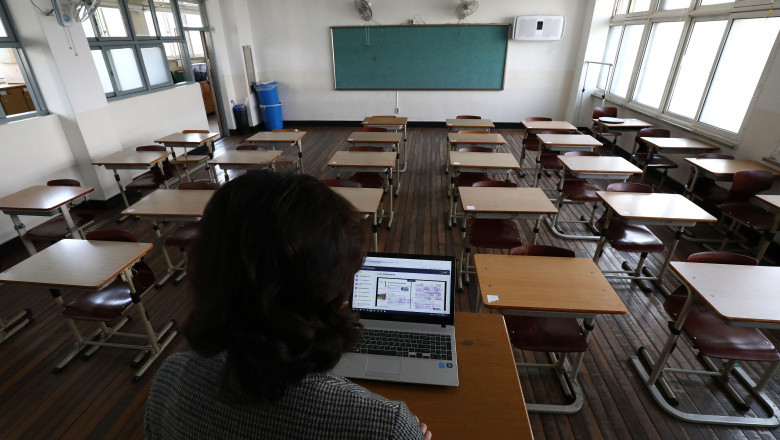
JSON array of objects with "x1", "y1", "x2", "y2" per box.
[
  {"x1": 466, "y1": 205, "x2": 475, "y2": 210},
  {"x1": 453, "y1": 161, "x2": 460, "y2": 165},
  {"x1": 487, "y1": 295, "x2": 499, "y2": 303}
]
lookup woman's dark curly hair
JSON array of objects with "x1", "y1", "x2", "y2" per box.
[{"x1": 183, "y1": 171, "x2": 368, "y2": 402}]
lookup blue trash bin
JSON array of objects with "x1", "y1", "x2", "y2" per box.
[
  {"x1": 253, "y1": 82, "x2": 279, "y2": 105},
  {"x1": 260, "y1": 103, "x2": 283, "y2": 130}
]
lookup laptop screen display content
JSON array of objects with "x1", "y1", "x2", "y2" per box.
[{"x1": 352, "y1": 254, "x2": 453, "y2": 320}]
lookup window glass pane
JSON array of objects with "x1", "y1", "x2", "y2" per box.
[
  {"x1": 0, "y1": 17, "x2": 8, "y2": 37},
  {"x1": 667, "y1": 20, "x2": 727, "y2": 118},
  {"x1": 0, "y1": 49, "x2": 35, "y2": 115},
  {"x1": 154, "y1": 0, "x2": 179, "y2": 36},
  {"x1": 609, "y1": 24, "x2": 644, "y2": 98},
  {"x1": 633, "y1": 21, "x2": 685, "y2": 108},
  {"x1": 141, "y1": 46, "x2": 169, "y2": 86},
  {"x1": 81, "y1": 18, "x2": 96, "y2": 38},
  {"x1": 91, "y1": 50, "x2": 114, "y2": 94},
  {"x1": 629, "y1": 0, "x2": 652, "y2": 12},
  {"x1": 186, "y1": 30, "x2": 205, "y2": 59},
  {"x1": 659, "y1": 0, "x2": 691, "y2": 9},
  {"x1": 108, "y1": 48, "x2": 143, "y2": 91},
  {"x1": 700, "y1": 17, "x2": 780, "y2": 132},
  {"x1": 597, "y1": 26, "x2": 622, "y2": 89},
  {"x1": 127, "y1": 0, "x2": 156, "y2": 36},
  {"x1": 178, "y1": 1, "x2": 204, "y2": 27},
  {"x1": 95, "y1": 0, "x2": 128, "y2": 38},
  {"x1": 164, "y1": 42, "x2": 185, "y2": 83},
  {"x1": 700, "y1": 0, "x2": 732, "y2": 5}
]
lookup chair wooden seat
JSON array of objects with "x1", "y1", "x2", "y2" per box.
[
  {"x1": 468, "y1": 219, "x2": 523, "y2": 249},
  {"x1": 539, "y1": 152, "x2": 564, "y2": 171},
  {"x1": 62, "y1": 279, "x2": 133, "y2": 322},
  {"x1": 594, "y1": 217, "x2": 666, "y2": 253},
  {"x1": 562, "y1": 179, "x2": 600, "y2": 202},
  {"x1": 322, "y1": 179, "x2": 362, "y2": 188},
  {"x1": 505, "y1": 316, "x2": 588, "y2": 353},
  {"x1": 689, "y1": 180, "x2": 730, "y2": 205},
  {"x1": 454, "y1": 173, "x2": 490, "y2": 188},
  {"x1": 721, "y1": 203, "x2": 774, "y2": 231},
  {"x1": 633, "y1": 153, "x2": 679, "y2": 169},
  {"x1": 170, "y1": 154, "x2": 209, "y2": 165},
  {"x1": 164, "y1": 223, "x2": 200, "y2": 248},
  {"x1": 236, "y1": 144, "x2": 268, "y2": 151},
  {"x1": 350, "y1": 146, "x2": 384, "y2": 152},
  {"x1": 347, "y1": 172, "x2": 385, "y2": 189},
  {"x1": 26, "y1": 212, "x2": 94, "y2": 242}
]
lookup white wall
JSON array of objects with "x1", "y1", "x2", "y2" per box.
[{"x1": 209, "y1": 0, "x2": 593, "y2": 123}]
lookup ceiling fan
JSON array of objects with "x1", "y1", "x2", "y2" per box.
[{"x1": 51, "y1": 0, "x2": 101, "y2": 27}]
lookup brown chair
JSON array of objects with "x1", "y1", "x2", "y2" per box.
[
  {"x1": 25, "y1": 179, "x2": 95, "y2": 244},
  {"x1": 685, "y1": 153, "x2": 734, "y2": 205},
  {"x1": 322, "y1": 179, "x2": 362, "y2": 188},
  {"x1": 532, "y1": 129, "x2": 578, "y2": 186},
  {"x1": 717, "y1": 170, "x2": 776, "y2": 263},
  {"x1": 125, "y1": 146, "x2": 176, "y2": 193},
  {"x1": 349, "y1": 145, "x2": 384, "y2": 152},
  {"x1": 631, "y1": 128, "x2": 677, "y2": 187},
  {"x1": 172, "y1": 130, "x2": 213, "y2": 181},
  {"x1": 549, "y1": 152, "x2": 603, "y2": 239},
  {"x1": 236, "y1": 144, "x2": 268, "y2": 151},
  {"x1": 456, "y1": 115, "x2": 481, "y2": 119},
  {"x1": 269, "y1": 129, "x2": 303, "y2": 172},
  {"x1": 590, "y1": 107, "x2": 622, "y2": 149},
  {"x1": 360, "y1": 127, "x2": 388, "y2": 132},
  {"x1": 182, "y1": 129, "x2": 209, "y2": 134},
  {"x1": 448, "y1": 150, "x2": 494, "y2": 227},
  {"x1": 660, "y1": 251, "x2": 779, "y2": 410},
  {"x1": 163, "y1": 181, "x2": 220, "y2": 284}
]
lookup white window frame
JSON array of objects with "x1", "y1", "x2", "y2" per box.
[{"x1": 0, "y1": 0, "x2": 46, "y2": 121}]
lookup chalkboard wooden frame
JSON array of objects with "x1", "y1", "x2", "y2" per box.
[{"x1": 331, "y1": 24, "x2": 510, "y2": 91}]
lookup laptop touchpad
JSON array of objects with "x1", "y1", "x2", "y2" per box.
[{"x1": 365, "y1": 358, "x2": 401, "y2": 379}]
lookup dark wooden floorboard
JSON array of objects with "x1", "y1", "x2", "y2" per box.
[{"x1": 0, "y1": 126, "x2": 778, "y2": 439}]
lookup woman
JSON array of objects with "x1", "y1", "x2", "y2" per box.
[{"x1": 146, "y1": 171, "x2": 431, "y2": 439}]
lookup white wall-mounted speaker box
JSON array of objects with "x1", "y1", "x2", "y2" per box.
[{"x1": 512, "y1": 16, "x2": 565, "y2": 41}]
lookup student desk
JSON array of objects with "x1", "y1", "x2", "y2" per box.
[
  {"x1": 362, "y1": 117, "x2": 408, "y2": 171},
  {"x1": 328, "y1": 151, "x2": 397, "y2": 229},
  {"x1": 0, "y1": 239, "x2": 177, "y2": 380},
  {"x1": 594, "y1": 118, "x2": 652, "y2": 136},
  {"x1": 92, "y1": 149, "x2": 173, "y2": 221},
  {"x1": 121, "y1": 189, "x2": 215, "y2": 286},
  {"x1": 520, "y1": 120, "x2": 579, "y2": 175},
  {"x1": 534, "y1": 134, "x2": 603, "y2": 186},
  {"x1": 683, "y1": 158, "x2": 780, "y2": 199},
  {"x1": 754, "y1": 195, "x2": 780, "y2": 262},
  {"x1": 445, "y1": 118, "x2": 494, "y2": 132},
  {"x1": 0, "y1": 185, "x2": 94, "y2": 255},
  {"x1": 447, "y1": 152, "x2": 522, "y2": 226},
  {"x1": 475, "y1": 254, "x2": 627, "y2": 413},
  {"x1": 346, "y1": 131, "x2": 404, "y2": 195},
  {"x1": 445, "y1": 132, "x2": 507, "y2": 174},
  {"x1": 154, "y1": 131, "x2": 219, "y2": 181},
  {"x1": 632, "y1": 262, "x2": 780, "y2": 427},
  {"x1": 208, "y1": 150, "x2": 282, "y2": 182},
  {"x1": 330, "y1": 187, "x2": 384, "y2": 251},
  {"x1": 358, "y1": 312, "x2": 533, "y2": 440},
  {"x1": 593, "y1": 191, "x2": 717, "y2": 294},
  {"x1": 636, "y1": 137, "x2": 720, "y2": 184},
  {"x1": 547, "y1": 156, "x2": 642, "y2": 240},
  {"x1": 244, "y1": 130, "x2": 307, "y2": 173}
]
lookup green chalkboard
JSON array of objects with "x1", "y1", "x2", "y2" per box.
[{"x1": 331, "y1": 25, "x2": 509, "y2": 90}]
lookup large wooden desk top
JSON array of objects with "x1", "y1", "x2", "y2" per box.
[
  {"x1": 0, "y1": 239, "x2": 152, "y2": 290},
  {"x1": 362, "y1": 116, "x2": 408, "y2": 126},
  {"x1": 756, "y1": 194, "x2": 780, "y2": 211},
  {"x1": 523, "y1": 120, "x2": 577, "y2": 131},
  {"x1": 155, "y1": 132, "x2": 219, "y2": 144},
  {"x1": 328, "y1": 151, "x2": 397, "y2": 168},
  {"x1": 449, "y1": 152, "x2": 520, "y2": 169},
  {"x1": 330, "y1": 187, "x2": 383, "y2": 214},
  {"x1": 639, "y1": 137, "x2": 720, "y2": 153},
  {"x1": 459, "y1": 187, "x2": 557, "y2": 215},
  {"x1": 244, "y1": 131, "x2": 306, "y2": 143},
  {"x1": 670, "y1": 262, "x2": 780, "y2": 326},
  {"x1": 358, "y1": 312, "x2": 533, "y2": 440},
  {"x1": 475, "y1": 254, "x2": 627, "y2": 315},
  {"x1": 596, "y1": 192, "x2": 717, "y2": 223},
  {"x1": 92, "y1": 150, "x2": 172, "y2": 166},
  {"x1": 537, "y1": 133, "x2": 602, "y2": 147},
  {"x1": 209, "y1": 150, "x2": 282, "y2": 165},
  {"x1": 595, "y1": 118, "x2": 652, "y2": 129},
  {"x1": 346, "y1": 132, "x2": 403, "y2": 143},
  {"x1": 446, "y1": 118, "x2": 495, "y2": 129},
  {"x1": 684, "y1": 158, "x2": 780, "y2": 177},
  {"x1": 447, "y1": 132, "x2": 507, "y2": 145},
  {"x1": 559, "y1": 156, "x2": 642, "y2": 175},
  {"x1": 0, "y1": 186, "x2": 94, "y2": 212},
  {"x1": 121, "y1": 189, "x2": 214, "y2": 218}
]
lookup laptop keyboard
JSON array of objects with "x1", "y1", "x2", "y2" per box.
[{"x1": 352, "y1": 329, "x2": 453, "y2": 360}]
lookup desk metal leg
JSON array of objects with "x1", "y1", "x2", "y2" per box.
[
  {"x1": 297, "y1": 140, "x2": 304, "y2": 174},
  {"x1": 112, "y1": 170, "x2": 132, "y2": 223},
  {"x1": 386, "y1": 170, "x2": 394, "y2": 229},
  {"x1": 151, "y1": 221, "x2": 176, "y2": 287},
  {"x1": 372, "y1": 212, "x2": 378, "y2": 251},
  {"x1": 59, "y1": 205, "x2": 83, "y2": 239},
  {"x1": 11, "y1": 215, "x2": 38, "y2": 255},
  {"x1": 0, "y1": 309, "x2": 32, "y2": 344}
]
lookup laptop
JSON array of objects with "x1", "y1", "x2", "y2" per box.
[{"x1": 333, "y1": 253, "x2": 458, "y2": 386}]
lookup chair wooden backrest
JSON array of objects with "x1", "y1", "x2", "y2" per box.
[
  {"x1": 634, "y1": 128, "x2": 670, "y2": 154},
  {"x1": 510, "y1": 245, "x2": 575, "y2": 258},
  {"x1": 360, "y1": 127, "x2": 388, "y2": 132},
  {"x1": 349, "y1": 146, "x2": 384, "y2": 152},
  {"x1": 606, "y1": 182, "x2": 653, "y2": 193},
  {"x1": 136, "y1": 145, "x2": 167, "y2": 152},
  {"x1": 179, "y1": 181, "x2": 220, "y2": 190},
  {"x1": 686, "y1": 251, "x2": 757, "y2": 266},
  {"x1": 322, "y1": 179, "x2": 362, "y2": 188},
  {"x1": 182, "y1": 129, "x2": 209, "y2": 134},
  {"x1": 456, "y1": 115, "x2": 481, "y2": 119},
  {"x1": 722, "y1": 170, "x2": 773, "y2": 205},
  {"x1": 472, "y1": 179, "x2": 517, "y2": 188},
  {"x1": 458, "y1": 146, "x2": 493, "y2": 153},
  {"x1": 458, "y1": 130, "x2": 490, "y2": 134},
  {"x1": 236, "y1": 144, "x2": 267, "y2": 151},
  {"x1": 272, "y1": 128, "x2": 299, "y2": 132}
]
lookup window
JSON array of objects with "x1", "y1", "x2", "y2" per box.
[
  {"x1": 602, "y1": 1, "x2": 780, "y2": 137},
  {"x1": 0, "y1": 1, "x2": 45, "y2": 120}
]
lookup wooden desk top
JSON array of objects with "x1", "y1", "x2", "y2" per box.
[
  {"x1": 459, "y1": 187, "x2": 558, "y2": 215},
  {"x1": 244, "y1": 131, "x2": 306, "y2": 143},
  {"x1": 330, "y1": 187, "x2": 383, "y2": 214},
  {"x1": 537, "y1": 133, "x2": 602, "y2": 147},
  {"x1": 445, "y1": 118, "x2": 495, "y2": 128},
  {"x1": 0, "y1": 185, "x2": 94, "y2": 212},
  {"x1": 670, "y1": 262, "x2": 780, "y2": 325},
  {"x1": 559, "y1": 156, "x2": 642, "y2": 175},
  {"x1": 0, "y1": 239, "x2": 152, "y2": 290},
  {"x1": 449, "y1": 152, "x2": 520, "y2": 169},
  {"x1": 209, "y1": 150, "x2": 282, "y2": 165},
  {"x1": 523, "y1": 120, "x2": 577, "y2": 131},
  {"x1": 756, "y1": 194, "x2": 780, "y2": 210},
  {"x1": 596, "y1": 192, "x2": 717, "y2": 223},
  {"x1": 155, "y1": 132, "x2": 219, "y2": 144},
  {"x1": 92, "y1": 150, "x2": 172, "y2": 166},
  {"x1": 684, "y1": 158, "x2": 780, "y2": 177},
  {"x1": 346, "y1": 132, "x2": 403, "y2": 143},
  {"x1": 328, "y1": 151, "x2": 397, "y2": 168},
  {"x1": 121, "y1": 189, "x2": 214, "y2": 218},
  {"x1": 358, "y1": 312, "x2": 533, "y2": 440},
  {"x1": 362, "y1": 116, "x2": 408, "y2": 126},
  {"x1": 447, "y1": 132, "x2": 507, "y2": 145},
  {"x1": 640, "y1": 137, "x2": 720, "y2": 152},
  {"x1": 595, "y1": 118, "x2": 652, "y2": 129},
  {"x1": 475, "y1": 254, "x2": 627, "y2": 315}
]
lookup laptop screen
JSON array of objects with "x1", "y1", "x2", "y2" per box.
[{"x1": 351, "y1": 253, "x2": 455, "y2": 325}]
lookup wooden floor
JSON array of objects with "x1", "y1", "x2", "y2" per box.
[{"x1": 0, "y1": 125, "x2": 778, "y2": 439}]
